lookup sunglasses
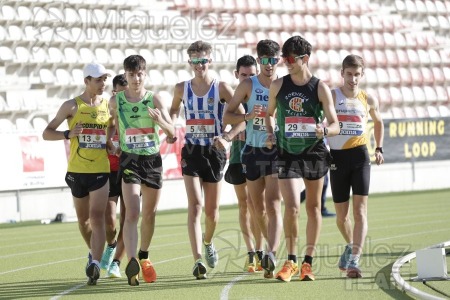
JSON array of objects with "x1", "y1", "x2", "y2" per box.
[
  {"x1": 190, "y1": 58, "x2": 210, "y2": 65},
  {"x1": 259, "y1": 57, "x2": 280, "y2": 65},
  {"x1": 283, "y1": 54, "x2": 308, "y2": 64}
]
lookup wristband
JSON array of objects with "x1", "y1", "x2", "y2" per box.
[{"x1": 63, "y1": 130, "x2": 70, "y2": 139}]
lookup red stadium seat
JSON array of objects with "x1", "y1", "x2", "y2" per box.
[
  {"x1": 396, "y1": 49, "x2": 410, "y2": 66},
  {"x1": 281, "y1": 14, "x2": 295, "y2": 31},
  {"x1": 338, "y1": 15, "x2": 351, "y2": 32},
  {"x1": 316, "y1": 15, "x2": 329, "y2": 32},
  {"x1": 423, "y1": 86, "x2": 438, "y2": 103},
  {"x1": 410, "y1": 67, "x2": 424, "y2": 85},
  {"x1": 363, "y1": 68, "x2": 377, "y2": 86},
  {"x1": 339, "y1": 32, "x2": 352, "y2": 49},
  {"x1": 361, "y1": 32, "x2": 374, "y2": 49},
  {"x1": 403, "y1": 106, "x2": 417, "y2": 118},
  {"x1": 435, "y1": 86, "x2": 448, "y2": 103},
  {"x1": 420, "y1": 67, "x2": 434, "y2": 85},
  {"x1": 315, "y1": 32, "x2": 329, "y2": 50},
  {"x1": 376, "y1": 68, "x2": 389, "y2": 85},
  {"x1": 374, "y1": 50, "x2": 387, "y2": 67},
  {"x1": 401, "y1": 86, "x2": 415, "y2": 103},
  {"x1": 389, "y1": 86, "x2": 403, "y2": 105},
  {"x1": 427, "y1": 105, "x2": 440, "y2": 117},
  {"x1": 407, "y1": 49, "x2": 420, "y2": 66},
  {"x1": 385, "y1": 49, "x2": 399, "y2": 68},
  {"x1": 387, "y1": 68, "x2": 401, "y2": 86},
  {"x1": 372, "y1": 32, "x2": 385, "y2": 49},
  {"x1": 304, "y1": 15, "x2": 318, "y2": 32},
  {"x1": 412, "y1": 85, "x2": 426, "y2": 103},
  {"x1": 328, "y1": 32, "x2": 341, "y2": 49},
  {"x1": 398, "y1": 67, "x2": 412, "y2": 85},
  {"x1": 350, "y1": 32, "x2": 363, "y2": 49},
  {"x1": 293, "y1": 15, "x2": 306, "y2": 32},
  {"x1": 327, "y1": 15, "x2": 340, "y2": 32},
  {"x1": 362, "y1": 49, "x2": 376, "y2": 68},
  {"x1": 349, "y1": 15, "x2": 362, "y2": 31},
  {"x1": 432, "y1": 67, "x2": 445, "y2": 84},
  {"x1": 377, "y1": 87, "x2": 392, "y2": 106}
]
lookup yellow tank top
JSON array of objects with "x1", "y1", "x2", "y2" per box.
[
  {"x1": 67, "y1": 97, "x2": 110, "y2": 173},
  {"x1": 328, "y1": 88, "x2": 369, "y2": 150}
]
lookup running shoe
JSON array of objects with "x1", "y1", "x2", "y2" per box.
[
  {"x1": 276, "y1": 260, "x2": 299, "y2": 282},
  {"x1": 243, "y1": 252, "x2": 256, "y2": 273},
  {"x1": 339, "y1": 244, "x2": 352, "y2": 271},
  {"x1": 86, "y1": 262, "x2": 100, "y2": 285},
  {"x1": 204, "y1": 241, "x2": 219, "y2": 268},
  {"x1": 255, "y1": 251, "x2": 264, "y2": 272},
  {"x1": 107, "y1": 261, "x2": 121, "y2": 278},
  {"x1": 125, "y1": 257, "x2": 141, "y2": 286},
  {"x1": 347, "y1": 260, "x2": 362, "y2": 278},
  {"x1": 262, "y1": 252, "x2": 276, "y2": 279},
  {"x1": 140, "y1": 259, "x2": 157, "y2": 283},
  {"x1": 300, "y1": 262, "x2": 315, "y2": 281},
  {"x1": 192, "y1": 259, "x2": 207, "y2": 280},
  {"x1": 100, "y1": 246, "x2": 116, "y2": 270}
]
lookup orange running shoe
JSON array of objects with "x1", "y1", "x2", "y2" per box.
[
  {"x1": 140, "y1": 259, "x2": 157, "y2": 283},
  {"x1": 300, "y1": 262, "x2": 315, "y2": 281},
  {"x1": 243, "y1": 253, "x2": 256, "y2": 273},
  {"x1": 276, "y1": 260, "x2": 299, "y2": 282},
  {"x1": 255, "y1": 254, "x2": 263, "y2": 272}
]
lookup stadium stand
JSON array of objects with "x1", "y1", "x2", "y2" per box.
[{"x1": 0, "y1": 0, "x2": 449, "y2": 133}]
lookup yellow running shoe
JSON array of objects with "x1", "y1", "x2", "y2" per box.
[
  {"x1": 276, "y1": 260, "x2": 299, "y2": 282},
  {"x1": 140, "y1": 259, "x2": 157, "y2": 283},
  {"x1": 255, "y1": 251, "x2": 263, "y2": 272},
  {"x1": 243, "y1": 253, "x2": 256, "y2": 273},
  {"x1": 300, "y1": 262, "x2": 315, "y2": 281}
]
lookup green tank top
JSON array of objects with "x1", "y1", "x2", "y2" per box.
[
  {"x1": 117, "y1": 91, "x2": 160, "y2": 155},
  {"x1": 229, "y1": 140, "x2": 245, "y2": 164},
  {"x1": 275, "y1": 75, "x2": 324, "y2": 154}
]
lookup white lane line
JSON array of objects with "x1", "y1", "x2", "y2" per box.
[
  {"x1": 0, "y1": 257, "x2": 83, "y2": 276},
  {"x1": 219, "y1": 226, "x2": 450, "y2": 300},
  {"x1": 220, "y1": 274, "x2": 250, "y2": 300},
  {"x1": 49, "y1": 284, "x2": 86, "y2": 300}
]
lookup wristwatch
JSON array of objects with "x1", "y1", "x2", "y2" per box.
[
  {"x1": 375, "y1": 147, "x2": 383, "y2": 153},
  {"x1": 323, "y1": 127, "x2": 328, "y2": 136},
  {"x1": 63, "y1": 130, "x2": 70, "y2": 139}
]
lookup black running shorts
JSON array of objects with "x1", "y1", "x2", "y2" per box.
[
  {"x1": 224, "y1": 163, "x2": 246, "y2": 185},
  {"x1": 241, "y1": 145, "x2": 278, "y2": 181},
  {"x1": 277, "y1": 141, "x2": 331, "y2": 180},
  {"x1": 330, "y1": 145, "x2": 371, "y2": 203},
  {"x1": 181, "y1": 144, "x2": 226, "y2": 183},
  {"x1": 65, "y1": 172, "x2": 109, "y2": 198},
  {"x1": 119, "y1": 152, "x2": 163, "y2": 189}
]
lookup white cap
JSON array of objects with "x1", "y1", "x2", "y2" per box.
[{"x1": 83, "y1": 62, "x2": 111, "y2": 78}]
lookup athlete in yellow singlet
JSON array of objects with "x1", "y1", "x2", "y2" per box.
[{"x1": 43, "y1": 62, "x2": 114, "y2": 285}]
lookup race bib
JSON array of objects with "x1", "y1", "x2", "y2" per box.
[
  {"x1": 284, "y1": 116, "x2": 316, "y2": 138},
  {"x1": 186, "y1": 119, "x2": 215, "y2": 139},
  {"x1": 253, "y1": 112, "x2": 267, "y2": 131},
  {"x1": 338, "y1": 115, "x2": 364, "y2": 136},
  {"x1": 78, "y1": 129, "x2": 106, "y2": 149},
  {"x1": 125, "y1": 128, "x2": 155, "y2": 149}
]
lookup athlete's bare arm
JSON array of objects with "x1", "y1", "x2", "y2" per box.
[{"x1": 42, "y1": 99, "x2": 79, "y2": 140}]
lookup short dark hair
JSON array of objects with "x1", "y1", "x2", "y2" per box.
[
  {"x1": 187, "y1": 40, "x2": 212, "y2": 56},
  {"x1": 123, "y1": 55, "x2": 146, "y2": 72},
  {"x1": 281, "y1": 36, "x2": 312, "y2": 58},
  {"x1": 236, "y1": 55, "x2": 257, "y2": 72},
  {"x1": 342, "y1": 54, "x2": 365, "y2": 71},
  {"x1": 256, "y1": 39, "x2": 280, "y2": 57},
  {"x1": 112, "y1": 74, "x2": 128, "y2": 90}
]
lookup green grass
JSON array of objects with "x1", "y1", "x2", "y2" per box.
[{"x1": 1, "y1": 189, "x2": 450, "y2": 299}]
